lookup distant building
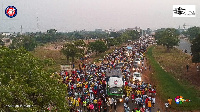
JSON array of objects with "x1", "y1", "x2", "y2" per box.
[
  {"x1": 95, "y1": 29, "x2": 102, "y2": 32},
  {"x1": 1, "y1": 32, "x2": 11, "y2": 37},
  {"x1": 1, "y1": 32, "x2": 18, "y2": 37},
  {"x1": 1, "y1": 37, "x2": 12, "y2": 46},
  {"x1": 105, "y1": 29, "x2": 116, "y2": 34},
  {"x1": 146, "y1": 28, "x2": 152, "y2": 35},
  {"x1": 126, "y1": 27, "x2": 141, "y2": 32}
]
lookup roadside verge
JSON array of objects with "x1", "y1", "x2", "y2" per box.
[{"x1": 146, "y1": 46, "x2": 200, "y2": 111}]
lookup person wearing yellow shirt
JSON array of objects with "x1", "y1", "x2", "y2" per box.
[
  {"x1": 129, "y1": 86, "x2": 132, "y2": 92},
  {"x1": 126, "y1": 86, "x2": 130, "y2": 91},
  {"x1": 168, "y1": 97, "x2": 172, "y2": 105},
  {"x1": 76, "y1": 99, "x2": 79, "y2": 107},
  {"x1": 91, "y1": 82, "x2": 94, "y2": 87},
  {"x1": 93, "y1": 98, "x2": 97, "y2": 108},
  {"x1": 66, "y1": 76, "x2": 68, "y2": 80},
  {"x1": 136, "y1": 90, "x2": 139, "y2": 96},
  {"x1": 70, "y1": 96, "x2": 73, "y2": 103},
  {"x1": 66, "y1": 83, "x2": 68, "y2": 88},
  {"x1": 80, "y1": 82, "x2": 82, "y2": 88},
  {"x1": 72, "y1": 98, "x2": 76, "y2": 106},
  {"x1": 83, "y1": 82, "x2": 86, "y2": 86},
  {"x1": 136, "y1": 109, "x2": 140, "y2": 112},
  {"x1": 77, "y1": 83, "x2": 80, "y2": 88},
  {"x1": 127, "y1": 90, "x2": 130, "y2": 97},
  {"x1": 145, "y1": 87, "x2": 148, "y2": 92},
  {"x1": 83, "y1": 100, "x2": 87, "y2": 111},
  {"x1": 138, "y1": 90, "x2": 141, "y2": 95}
]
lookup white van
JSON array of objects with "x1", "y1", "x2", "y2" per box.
[{"x1": 133, "y1": 72, "x2": 141, "y2": 82}]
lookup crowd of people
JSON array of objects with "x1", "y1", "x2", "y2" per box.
[{"x1": 59, "y1": 37, "x2": 159, "y2": 112}]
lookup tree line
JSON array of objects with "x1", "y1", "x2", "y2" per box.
[
  {"x1": 155, "y1": 27, "x2": 200, "y2": 63},
  {"x1": 61, "y1": 30, "x2": 140, "y2": 65}
]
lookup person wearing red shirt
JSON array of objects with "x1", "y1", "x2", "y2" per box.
[
  {"x1": 71, "y1": 84, "x2": 74, "y2": 90},
  {"x1": 131, "y1": 93, "x2": 135, "y2": 103},
  {"x1": 145, "y1": 97, "x2": 150, "y2": 107},
  {"x1": 98, "y1": 99, "x2": 102, "y2": 111},
  {"x1": 149, "y1": 88, "x2": 153, "y2": 96},
  {"x1": 65, "y1": 71, "x2": 68, "y2": 76},
  {"x1": 142, "y1": 89, "x2": 145, "y2": 95},
  {"x1": 93, "y1": 89, "x2": 97, "y2": 96},
  {"x1": 153, "y1": 89, "x2": 156, "y2": 96},
  {"x1": 125, "y1": 81, "x2": 128, "y2": 86}
]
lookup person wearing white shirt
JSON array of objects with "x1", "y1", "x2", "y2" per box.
[
  {"x1": 152, "y1": 97, "x2": 155, "y2": 108},
  {"x1": 110, "y1": 98, "x2": 114, "y2": 109}
]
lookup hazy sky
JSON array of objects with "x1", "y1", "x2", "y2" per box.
[{"x1": 0, "y1": 0, "x2": 200, "y2": 32}]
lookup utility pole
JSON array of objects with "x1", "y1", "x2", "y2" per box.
[
  {"x1": 37, "y1": 17, "x2": 40, "y2": 32},
  {"x1": 20, "y1": 25, "x2": 22, "y2": 35}
]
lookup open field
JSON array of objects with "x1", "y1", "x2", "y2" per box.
[
  {"x1": 146, "y1": 45, "x2": 200, "y2": 111},
  {"x1": 30, "y1": 43, "x2": 127, "y2": 72},
  {"x1": 30, "y1": 45, "x2": 67, "y2": 72}
]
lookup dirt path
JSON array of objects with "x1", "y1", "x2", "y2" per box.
[{"x1": 142, "y1": 57, "x2": 166, "y2": 112}]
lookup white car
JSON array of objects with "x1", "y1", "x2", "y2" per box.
[
  {"x1": 134, "y1": 58, "x2": 141, "y2": 64},
  {"x1": 133, "y1": 72, "x2": 141, "y2": 82}
]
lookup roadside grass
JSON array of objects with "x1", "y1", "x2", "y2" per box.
[
  {"x1": 152, "y1": 46, "x2": 200, "y2": 94},
  {"x1": 146, "y1": 46, "x2": 200, "y2": 111}
]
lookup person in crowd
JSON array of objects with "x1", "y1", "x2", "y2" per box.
[{"x1": 61, "y1": 38, "x2": 160, "y2": 112}]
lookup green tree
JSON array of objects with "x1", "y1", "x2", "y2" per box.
[
  {"x1": 120, "y1": 30, "x2": 140, "y2": 42},
  {"x1": 185, "y1": 26, "x2": 200, "y2": 40},
  {"x1": 191, "y1": 34, "x2": 200, "y2": 63},
  {"x1": 157, "y1": 28, "x2": 180, "y2": 50},
  {"x1": 74, "y1": 40, "x2": 86, "y2": 49},
  {"x1": 61, "y1": 42, "x2": 84, "y2": 64},
  {"x1": 109, "y1": 32, "x2": 121, "y2": 38},
  {"x1": 155, "y1": 30, "x2": 165, "y2": 40},
  {"x1": 0, "y1": 47, "x2": 68, "y2": 111},
  {"x1": 9, "y1": 36, "x2": 37, "y2": 51},
  {"x1": 88, "y1": 40, "x2": 107, "y2": 54},
  {"x1": 106, "y1": 38, "x2": 119, "y2": 48},
  {"x1": 116, "y1": 37, "x2": 123, "y2": 44},
  {"x1": 74, "y1": 39, "x2": 87, "y2": 54},
  {"x1": 0, "y1": 39, "x2": 4, "y2": 46},
  {"x1": 47, "y1": 29, "x2": 57, "y2": 34}
]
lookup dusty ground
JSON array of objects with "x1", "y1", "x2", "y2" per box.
[
  {"x1": 182, "y1": 63, "x2": 200, "y2": 90},
  {"x1": 142, "y1": 58, "x2": 166, "y2": 112}
]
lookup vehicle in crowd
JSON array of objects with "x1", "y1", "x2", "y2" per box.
[
  {"x1": 133, "y1": 72, "x2": 141, "y2": 82},
  {"x1": 117, "y1": 62, "x2": 124, "y2": 68},
  {"x1": 134, "y1": 58, "x2": 141, "y2": 65},
  {"x1": 106, "y1": 69, "x2": 124, "y2": 102}
]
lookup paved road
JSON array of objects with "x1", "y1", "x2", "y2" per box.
[{"x1": 176, "y1": 38, "x2": 191, "y2": 55}]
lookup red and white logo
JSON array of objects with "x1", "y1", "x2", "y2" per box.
[
  {"x1": 5, "y1": 6, "x2": 17, "y2": 18},
  {"x1": 114, "y1": 80, "x2": 118, "y2": 85}
]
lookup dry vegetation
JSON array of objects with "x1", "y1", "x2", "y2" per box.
[
  {"x1": 30, "y1": 44, "x2": 67, "y2": 72},
  {"x1": 152, "y1": 45, "x2": 192, "y2": 78}
]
